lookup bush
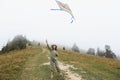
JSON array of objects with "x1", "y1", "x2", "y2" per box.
[
  {"x1": 72, "y1": 43, "x2": 80, "y2": 52},
  {"x1": 104, "y1": 45, "x2": 117, "y2": 59},
  {"x1": 87, "y1": 48, "x2": 95, "y2": 55},
  {"x1": 1, "y1": 35, "x2": 28, "y2": 53},
  {"x1": 97, "y1": 48, "x2": 105, "y2": 57}
]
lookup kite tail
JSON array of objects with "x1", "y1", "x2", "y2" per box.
[
  {"x1": 71, "y1": 19, "x2": 73, "y2": 23},
  {"x1": 51, "y1": 9, "x2": 62, "y2": 11},
  {"x1": 71, "y1": 16, "x2": 74, "y2": 23}
]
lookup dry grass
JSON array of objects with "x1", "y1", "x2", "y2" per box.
[
  {"x1": 59, "y1": 50, "x2": 120, "y2": 80},
  {"x1": 0, "y1": 48, "x2": 120, "y2": 80},
  {"x1": 0, "y1": 48, "x2": 42, "y2": 80}
]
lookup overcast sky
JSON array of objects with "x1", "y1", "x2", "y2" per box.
[{"x1": 0, "y1": 0, "x2": 120, "y2": 56}]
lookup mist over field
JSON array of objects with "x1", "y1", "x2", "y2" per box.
[
  {"x1": 0, "y1": 0, "x2": 120, "y2": 57},
  {"x1": 0, "y1": 1, "x2": 120, "y2": 80}
]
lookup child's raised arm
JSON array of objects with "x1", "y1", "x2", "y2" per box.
[{"x1": 46, "y1": 40, "x2": 51, "y2": 51}]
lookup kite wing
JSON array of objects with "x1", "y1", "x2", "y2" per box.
[{"x1": 52, "y1": 0, "x2": 75, "y2": 23}]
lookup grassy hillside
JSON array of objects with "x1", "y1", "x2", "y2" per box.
[
  {"x1": 0, "y1": 48, "x2": 42, "y2": 80},
  {"x1": 59, "y1": 50, "x2": 120, "y2": 80},
  {"x1": 0, "y1": 48, "x2": 120, "y2": 80}
]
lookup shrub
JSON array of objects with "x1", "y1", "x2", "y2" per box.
[
  {"x1": 72, "y1": 43, "x2": 80, "y2": 52},
  {"x1": 1, "y1": 35, "x2": 28, "y2": 53},
  {"x1": 87, "y1": 48, "x2": 95, "y2": 55}
]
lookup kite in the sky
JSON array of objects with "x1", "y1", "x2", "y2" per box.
[{"x1": 51, "y1": 0, "x2": 75, "y2": 23}]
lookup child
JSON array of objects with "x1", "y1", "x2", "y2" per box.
[{"x1": 46, "y1": 40, "x2": 61, "y2": 79}]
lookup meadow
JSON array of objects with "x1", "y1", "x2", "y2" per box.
[
  {"x1": 59, "y1": 50, "x2": 120, "y2": 80},
  {"x1": 0, "y1": 47, "x2": 120, "y2": 80},
  {"x1": 0, "y1": 48, "x2": 42, "y2": 80}
]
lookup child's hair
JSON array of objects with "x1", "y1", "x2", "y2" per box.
[{"x1": 51, "y1": 44, "x2": 57, "y2": 51}]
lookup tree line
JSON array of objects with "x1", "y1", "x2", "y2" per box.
[
  {"x1": 71, "y1": 43, "x2": 117, "y2": 59},
  {"x1": 0, "y1": 35, "x2": 117, "y2": 59}
]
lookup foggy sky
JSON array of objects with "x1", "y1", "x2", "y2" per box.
[{"x1": 0, "y1": 0, "x2": 120, "y2": 56}]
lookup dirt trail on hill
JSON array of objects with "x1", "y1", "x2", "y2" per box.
[
  {"x1": 42, "y1": 61, "x2": 82, "y2": 80},
  {"x1": 43, "y1": 48, "x2": 82, "y2": 80},
  {"x1": 20, "y1": 50, "x2": 42, "y2": 80},
  {"x1": 20, "y1": 48, "x2": 82, "y2": 80}
]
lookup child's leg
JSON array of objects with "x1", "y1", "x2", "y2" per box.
[
  {"x1": 50, "y1": 59, "x2": 54, "y2": 72},
  {"x1": 50, "y1": 60, "x2": 54, "y2": 79},
  {"x1": 50, "y1": 71, "x2": 54, "y2": 79},
  {"x1": 54, "y1": 60, "x2": 60, "y2": 73}
]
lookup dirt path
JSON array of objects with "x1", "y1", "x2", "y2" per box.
[
  {"x1": 20, "y1": 50, "x2": 42, "y2": 80},
  {"x1": 43, "y1": 61, "x2": 82, "y2": 80},
  {"x1": 59, "y1": 62, "x2": 82, "y2": 80},
  {"x1": 43, "y1": 48, "x2": 82, "y2": 80},
  {"x1": 20, "y1": 48, "x2": 48, "y2": 80},
  {"x1": 20, "y1": 48, "x2": 82, "y2": 80}
]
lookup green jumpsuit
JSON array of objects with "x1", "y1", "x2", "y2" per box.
[{"x1": 47, "y1": 44, "x2": 60, "y2": 73}]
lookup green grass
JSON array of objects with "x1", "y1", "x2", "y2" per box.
[
  {"x1": 0, "y1": 48, "x2": 63, "y2": 80},
  {"x1": 33, "y1": 49, "x2": 64, "y2": 80},
  {"x1": 30, "y1": 49, "x2": 51, "y2": 80},
  {"x1": 0, "y1": 48, "x2": 120, "y2": 80},
  {"x1": 0, "y1": 48, "x2": 42, "y2": 80},
  {"x1": 59, "y1": 50, "x2": 120, "y2": 80},
  {"x1": 18, "y1": 48, "x2": 63, "y2": 80}
]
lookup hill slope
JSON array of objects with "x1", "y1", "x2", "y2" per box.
[
  {"x1": 0, "y1": 47, "x2": 120, "y2": 80},
  {"x1": 59, "y1": 50, "x2": 120, "y2": 80}
]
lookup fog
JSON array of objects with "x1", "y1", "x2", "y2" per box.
[{"x1": 0, "y1": 0, "x2": 120, "y2": 57}]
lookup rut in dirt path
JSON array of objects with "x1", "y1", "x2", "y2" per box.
[{"x1": 19, "y1": 48, "x2": 48, "y2": 80}]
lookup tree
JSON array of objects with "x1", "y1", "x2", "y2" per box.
[
  {"x1": 72, "y1": 43, "x2": 80, "y2": 52},
  {"x1": 63, "y1": 47, "x2": 65, "y2": 50},
  {"x1": 87, "y1": 48, "x2": 95, "y2": 55},
  {"x1": 104, "y1": 45, "x2": 116, "y2": 59},
  {"x1": 38, "y1": 43, "x2": 40, "y2": 46},
  {"x1": 97, "y1": 48, "x2": 105, "y2": 57},
  {"x1": 1, "y1": 35, "x2": 28, "y2": 53}
]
